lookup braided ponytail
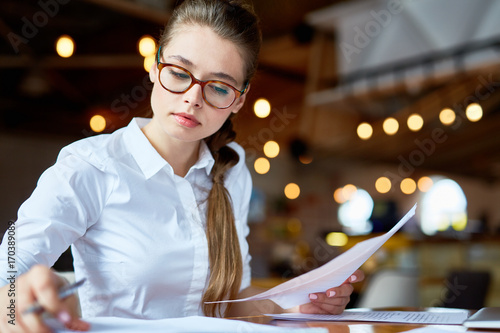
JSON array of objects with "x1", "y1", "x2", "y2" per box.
[{"x1": 202, "y1": 116, "x2": 242, "y2": 317}]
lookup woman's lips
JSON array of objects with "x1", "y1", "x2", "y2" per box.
[{"x1": 173, "y1": 113, "x2": 201, "y2": 128}]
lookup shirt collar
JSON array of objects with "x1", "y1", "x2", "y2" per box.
[
  {"x1": 124, "y1": 118, "x2": 215, "y2": 179},
  {"x1": 192, "y1": 140, "x2": 215, "y2": 177},
  {"x1": 124, "y1": 118, "x2": 168, "y2": 179}
]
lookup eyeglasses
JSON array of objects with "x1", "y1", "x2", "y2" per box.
[{"x1": 156, "y1": 47, "x2": 248, "y2": 109}]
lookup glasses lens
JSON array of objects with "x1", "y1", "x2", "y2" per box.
[
  {"x1": 159, "y1": 64, "x2": 238, "y2": 109},
  {"x1": 204, "y1": 82, "x2": 236, "y2": 109},
  {"x1": 160, "y1": 65, "x2": 192, "y2": 92}
]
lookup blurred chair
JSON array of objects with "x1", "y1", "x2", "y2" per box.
[
  {"x1": 355, "y1": 269, "x2": 420, "y2": 308},
  {"x1": 439, "y1": 270, "x2": 491, "y2": 310}
]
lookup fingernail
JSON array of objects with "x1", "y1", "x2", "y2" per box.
[
  {"x1": 309, "y1": 293, "x2": 318, "y2": 300},
  {"x1": 328, "y1": 291, "x2": 336, "y2": 297},
  {"x1": 350, "y1": 275, "x2": 357, "y2": 282},
  {"x1": 57, "y1": 311, "x2": 71, "y2": 324}
]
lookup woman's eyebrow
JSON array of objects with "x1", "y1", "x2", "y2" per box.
[
  {"x1": 167, "y1": 55, "x2": 193, "y2": 67},
  {"x1": 167, "y1": 55, "x2": 239, "y2": 86},
  {"x1": 209, "y1": 71, "x2": 238, "y2": 86}
]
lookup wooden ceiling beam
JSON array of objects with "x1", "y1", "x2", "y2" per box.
[{"x1": 82, "y1": 0, "x2": 170, "y2": 25}]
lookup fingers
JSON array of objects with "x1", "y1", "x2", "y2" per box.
[
  {"x1": 297, "y1": 270, "x2": 365, "y2": 315},
  {"x1": 65, "y1": 319, "x2": 91, "y2": 332},
  {"x1": 3, "y1": 265, "x2": 90, "y2": 333},
  {"x1": 342, "y1": 269, "x2": 365, "y2": 285},
  {"x1": 16, "y1": 266, "x2": 59, "y2": 333},
  {"x1": 350, "y1": 269, "x2": 365, "y2": 283},
  {"x1": 302, "y1": 283, "x2": 353, "y2": 315}
]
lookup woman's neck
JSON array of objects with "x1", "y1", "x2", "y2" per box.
[{"x1": 141, "y1": 123, "x2": 200, "y2": 178}]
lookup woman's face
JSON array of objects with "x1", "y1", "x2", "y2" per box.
[{"x1": 148, "y1": 25, "x2": 248, "y2": 145}]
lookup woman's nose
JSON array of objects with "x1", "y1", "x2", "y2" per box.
[{"x1": 183, "y1": 83, "x2": 204, "y2": 108}]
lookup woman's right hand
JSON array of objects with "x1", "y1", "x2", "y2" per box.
[{"x1": 0, "y1": 265, "x2": 90, "y2": 333}]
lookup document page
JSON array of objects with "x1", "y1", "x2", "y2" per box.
[
  {"x1": 268, "y1": 309, "x2": 469, "y2": 325},
  {"x1": 208, "y1": 204, "x2": 417, "y2": 309},
  {"x1": 47, "y1": 316, "x2": 328, "y2": 333}
]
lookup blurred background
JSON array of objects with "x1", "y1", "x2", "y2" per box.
[{"x1": 1, "y1": 0, "x2": 500, "y2": 309}]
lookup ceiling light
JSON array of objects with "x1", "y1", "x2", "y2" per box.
[
  {"x1": 357, "y1": 122, "x2": 373, "y2": 140},
  {"x1": 138, "y1": 35, "x2": 156, "y2": 57},
  {"x1": 400, "y1": 178, "x2": 416, "y2": 194},
  {"x1": 254, "y1": 157, "x2": 270, "y2": 174},
  {"x1": 56, "y1": 35, "x2": 74, "y2": 58},
  {"x1": 417, "y1": 176, "x2": 433, "y2": 192},
  {"x1": 284, "y1": 183, "x2": 300, "y2": 199},
  {"x1": 254, "y1": 98, "x2": 271, "y2": 118},
  {"x1": 342, "y1": 184, "x2": 357, "y2": 200},
  {"x1": 407, "y1": 113, "x2": 423, "y2": 131},
  {"x1": 263, "y1": 140, "x2": 280, "y2": 158},
  {"x1": 375, "y1": 176, "x2": 391, "y2": 194},
  {"x1": 466, "y1": 103, "x2": 483, "y2": 122},
  {"x1": 383, "y1": 117, "x2": 399, "y2": 135},
  {"x1": 90, "y1": 115, "x2": 106, "y2": 133},
  {"x1": 439, "y1": 108, "x2": 456, "y2": 125},
  {"x1": 333, "y1": 188, "x2": 346, "y2": 204},
  {"x1": 143, "y1": 54, "x2": 155, "y2": 72}
]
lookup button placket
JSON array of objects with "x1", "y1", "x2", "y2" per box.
[{"x1": 174, "y1": 176, "x2": 209, "y2": 316}]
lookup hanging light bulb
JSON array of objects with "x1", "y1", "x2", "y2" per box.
[
  {"x1": 383, "y1": 117, "x2": 399, "y2": 135},
  {"x1": 56, "y1": 35, "x2": 75, "y2": 58},
  {"x1": 138, "y1": 35, "x2": 156, "y2": 57},
  {"x1": 254, "y1": 98, "x2": 271, "y2": 118},
  {"x1": 407, "y1": 113, "x2": 424, "y2": 131},
  {"x1": 357, "y1": 122, "x2": 373, "y2": 140},
  {"x1": 466, "y1": 103, "x2": 483, "y2": 122}
]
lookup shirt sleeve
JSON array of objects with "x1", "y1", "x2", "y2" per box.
[{"x1": 0, "y1": 152, "x2": 112, "y2": 286}]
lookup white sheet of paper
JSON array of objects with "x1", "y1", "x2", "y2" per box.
[
  {"x1": 47, "y1": 316, "x2": 328, "y2": 333},
  {"x1": 267, "y1": 309, "x2": 469, "y2": 325},
  {"x1": 207, "y1": 203, "x2": 417, "y2": 309}
]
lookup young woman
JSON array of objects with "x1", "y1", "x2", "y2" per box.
[{"x1": 0, "y1": 0, "x2": 363, "y2": 332}]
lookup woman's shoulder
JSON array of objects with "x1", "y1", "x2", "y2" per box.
[
  {"x1": 227, "y1": 141, "x2": 249, "y2": 172},
  {"x1": 57, "y1": 126, "x2": 129, "y2": 171},
  {"x1": 226, "y1": 141, "x2": 252, "y2": 187},
  {"x1": 227, "y1": 141, "x2": 246, "y2": 162}
]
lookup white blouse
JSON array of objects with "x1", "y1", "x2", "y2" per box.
[{"x1": 0, "y1": 118, "x2": 253, "y2": 319}]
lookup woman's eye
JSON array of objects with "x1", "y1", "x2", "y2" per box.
[
  {"x1": 211, "y1": 85, "x2": 229, "y2": 95},
  {"x1": 169, "y1": 69, "x2": 190, "y2": 80}
]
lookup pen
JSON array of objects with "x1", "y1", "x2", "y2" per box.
[{"x1": 22, "y1": 278, "x2": 86, "y2": 315}]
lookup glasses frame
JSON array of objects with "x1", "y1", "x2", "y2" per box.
[{"x1": 156, "y1": 46, "x2": 249, "y2": 109}]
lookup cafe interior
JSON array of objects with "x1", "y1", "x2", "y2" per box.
[{"x1": 1, "y1": 0, "x2": 500, "y2": 310}]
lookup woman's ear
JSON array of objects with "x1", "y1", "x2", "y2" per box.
[{"x1": 231, "y1": 84, "x2": 251, "y2": 114}]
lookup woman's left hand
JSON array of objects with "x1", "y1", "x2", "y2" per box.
[{"x1": 298, "y1": 269, "x2": 365, "y2": 315}]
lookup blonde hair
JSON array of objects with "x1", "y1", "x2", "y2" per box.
[{"x1": 158, "y1": 0, "x2": 261, "y2": 317}]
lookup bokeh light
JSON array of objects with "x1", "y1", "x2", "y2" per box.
[
  {"x1": 263, "y1": 140, "x2": 280, "y2": 158},
  {"x1": 407, "y1": 113, "x2": 424, "y2": 131},
  {"x1": 254, "y1": 98, "x2": 271, "y2": 118},
  {"x1": 254, "y1": 157, "x2": 270, "y2": 174},
  {"x1": 375, "y1": 176, "x2": 392, "y2": 193},
  {"x1": 284, "y1": 183, "x2": 300, "y2": 199},
  {"x1": 357, "y1": 122, "x2": 373, "y2": 140},
  {"x1": 90, "y1": 115, "x2": 106, "y2": 132},
  {"x1": 56, "y1": 35, "x2": 74, "y2": 58}
]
